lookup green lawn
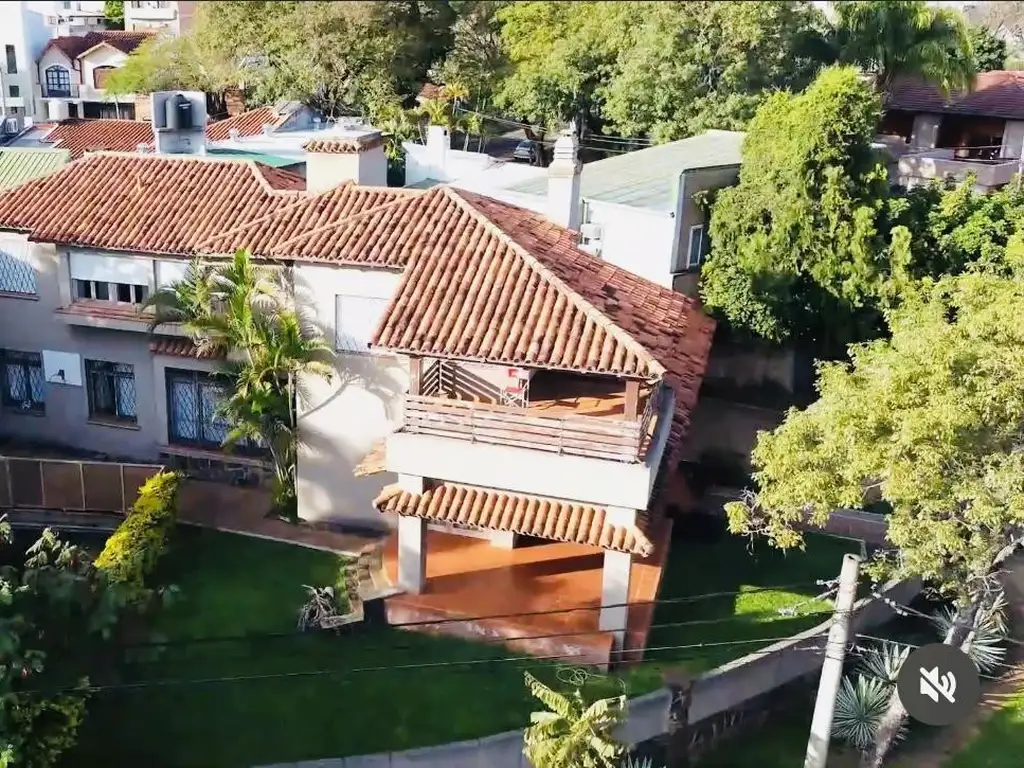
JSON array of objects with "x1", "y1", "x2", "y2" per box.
[
  {"x1": 68, "y1": 522, "x2": 858, "y2": 767},
  {"x1": 944, "y1": 688, "x2": 1024, "y2": 768}
]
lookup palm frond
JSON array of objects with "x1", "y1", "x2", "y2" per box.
[{"x1": 832, "y1": 674, "x2": 896, "y2": 751}]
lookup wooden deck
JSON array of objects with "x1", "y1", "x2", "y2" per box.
[{"x1": 382, "y1": 518, "x2": 671, "y2": 669}]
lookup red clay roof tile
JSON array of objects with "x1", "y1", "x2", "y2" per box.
[
  {"x1": 886, "y1": 71, "x2": 1024, "y2": 120},
  {"x1": 43, "y1": 119, "x2": 154, "y2": 160},
  {"x1": 43, "y1": 31, "x2": 152, "y2": 60},
  {"x1": 205, "y1": 107, "x2": 284, "y2": 142},
  {"x1": 150, "y1": 336, "x2": 225, "y2": 359},
  {"x1": 0, "y1": 153, "x2": 305, "y2": 255},
  {"x1": 373, "y1": 482, "x2": 654, "y2": 556},
  {"x1": 54, "y1": 300, "x2": 146, "y2": 322},
  {"x1": 200, "y1": 182, "x2": 416, "y2": 257}
]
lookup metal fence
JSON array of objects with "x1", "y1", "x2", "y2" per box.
[{"x1": 0, "y1": 456, "x2": 165, "y2": 515}]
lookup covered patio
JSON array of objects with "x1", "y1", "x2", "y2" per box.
[{"x1": 373, "y1": 481, "x2": 670, "y2": 668}]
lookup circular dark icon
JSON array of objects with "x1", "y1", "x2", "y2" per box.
[{"x1": 896, "y1": 643, "x2": 981, "y2": 726}]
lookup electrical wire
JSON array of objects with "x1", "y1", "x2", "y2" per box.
[{"x1": 852, "y1": 634, "x2": 1021, "y2": 682}]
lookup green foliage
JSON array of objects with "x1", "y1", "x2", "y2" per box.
[
  {"x1": 522, "y1": 672, "x2": 625, "y2": 768},
  {"x1": 436, "y1": 1, "x2": 509, "y2": 106},
  {"x1": 102, "y1": 0, "x2": 124, "y2": 28},
  {"x1": 831, "y1": 0, "x2": 976, "y2": 93},
  {"x1": 0, "y1": 524, "x2": 128, "y2": 766},
  {"x1": 833, "y1": 674, "x2": 895, "y2": 752},
  {"x1": 970, "y1": 25, "x2": 1008, "y2": 71},
  {"x1": 95, "y1": 471, "x2": 181, "y2": 589},
  {"x1": 700, "y1": 65, "x2": 890, "y2": 351},
  {"x1": 146, "y1": 250, "x2": 333, "y2": 519},
  {"x1": 725, "y1": 266, "x2": 1024, "y2": 597}
]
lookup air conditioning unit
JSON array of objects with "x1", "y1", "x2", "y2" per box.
[{"x1": 580, "y1": 222, "x2": 603, "y2": 240}]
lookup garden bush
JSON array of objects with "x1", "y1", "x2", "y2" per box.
[{"x1": 95, "y1": 471, "x2": 181, "y2": 589}]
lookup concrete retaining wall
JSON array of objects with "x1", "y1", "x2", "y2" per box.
[{"x1": 258, "y1": 577, "x2": 920, "y2": 768}]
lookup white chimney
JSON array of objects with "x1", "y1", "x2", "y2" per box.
[
  {"x1": 426, "y1": 124, "x2": 449, "y2": 179},
  {"x1": 261, "y1": 123, "x2": 274, "y2": 136},
  {"x1": 547, "y1": 123, "x2": 582, "y2": 230},
  {"x1": 303, "y1": 132, "x2": 388, "y2": 191},
  {"x1": 136, "y1": 143, "x2": 148, "y2": 154}
]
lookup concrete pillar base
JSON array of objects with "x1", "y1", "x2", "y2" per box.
[
  {"x1": 397, "y1": 515, "x2": 427, "y2": 594},
  {"x1": 599, "y1": 549, "x2": 632, "y2": 650}
]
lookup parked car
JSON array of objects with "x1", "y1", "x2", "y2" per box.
[{"x1": 512, "y1": 139, "x2": 539, "y2": 163}]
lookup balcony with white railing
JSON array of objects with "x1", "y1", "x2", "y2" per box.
[{"x1": 385, "y1": 360, "x2": 675, "y2": 510}]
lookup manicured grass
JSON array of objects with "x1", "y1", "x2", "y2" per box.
[
  {"x1": 68, "y1": 521, "x2": 860, "y2": 767},
  {"x1": 944, "y1": 688, "x2": 1024, "y2": 768}
]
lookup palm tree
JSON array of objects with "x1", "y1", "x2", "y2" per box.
[
  {"x1": 522, "y1": 672, "x2": 626, "y2": 768},
  {"x1": 146, "y1": 249, "x2": 334, "y2": 519},
  {"x1": 418, "y1": 97, "x2": 455, "y2": 132},
  {"x1": 832, "y1": 0, "x2": 976, "y2": 95}
]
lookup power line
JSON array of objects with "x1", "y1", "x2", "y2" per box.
[
  {"x1": 852, "y1": 634, "x2": 1020, "y2": 681},
  {"x1": 452, "y1": 105, "x2": 655, "y2": 146},
  {"x1": 111, "y1": 580, "x2": 837, "y2": 650},
  {"x1": 21, "y1": 635, "x2": 836, "y2": 697}
]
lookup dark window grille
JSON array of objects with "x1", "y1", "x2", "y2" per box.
[
  {"x1": 5, "y1": 45, "x2": 16, "y2": 75},
  {"x1": 86, "y1": 360, "x2": 137, "y2": 423},
  {"x1": 0, "y1": 249, "x2": 35, "y2": 294},
  {"x1": 1, "y1": 349, "x2": 44, "y2": 413},
  {"x1": 166, "y1": 369, "x2": 264, "y2": 454},
  {"x1": 45, "y1": 66, "x2": 71, "y2": 98}
]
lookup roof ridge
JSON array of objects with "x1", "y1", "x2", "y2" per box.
[
  {"x1": 268, "y1": 187, "x2": 424, "y2": 257},
  {"x1": 443, "y1": 186, "x2": 666, "y2": 378},
  {"x1": 248, "y1": 162, "x2": 306, "y2": 196}
]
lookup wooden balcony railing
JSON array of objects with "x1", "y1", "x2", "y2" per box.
[
  {"x1": 401, "y1": 394, "x2": 657, "y2": 463},
  {"x1": 0, "y1": 456, "x2": 165, "y2": 514}
]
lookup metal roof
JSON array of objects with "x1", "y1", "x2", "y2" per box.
[
  {"x1": 0, "y1": 148, "x2": 71, "y2": 191},
  {"x1": 206, "y1": 148, "x2": 299, "y2": 168},
  {"x1": 507, "y1": 130, "x2": 745, "y2": 212}
]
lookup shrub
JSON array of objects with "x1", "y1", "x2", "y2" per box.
[
  {"x1": 6, "y1": 692, "x2": 88, "y2": 768},
  {"x1": 95, "y1": 471, "x2": 181, "y2": 589}
]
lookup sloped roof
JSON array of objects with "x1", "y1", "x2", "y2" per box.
[
  {"x1": 199, "y1": 182, "x2": 417, "y2": 257},
  {"x1": 42, "y1": 119, "x2": 153, "y2": 160},
  {"x1": 0, "y1": 153, "x2": 305, "y2": 255},
  {"x1": 43, "y1": 31, "x2": 151, "y2": 60},
  {"x1": 150, "y1": 337, "x2": 225, "y2": 360},
  {"x1": 507, "y1": 130, "x2": 745, "y2": 211},
  {"x1": 0, "y1": 148, "x2": 71, "y2": 190},
  {"x1": 205, "y1": 107, "x2": 285, "y2": 142},
  {"x1": 886, "y1": 71, "x2": 1024, "y2": 120},
  {"x1": 373, "y1": 483, "x2": 654, "y2": 557},
  {"x1": 371, "y1": 186, "x2": 715, "y2": 383}
]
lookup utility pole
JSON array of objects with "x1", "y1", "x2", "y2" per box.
[{"x1": 804, "y1": 553, "x2": 861, "y2": 768}]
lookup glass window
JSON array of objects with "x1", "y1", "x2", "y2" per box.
[
  {"x1": 1, "y1": 350, "x2": 44, "y2": 413},
  {"x1": 9, "y1": 85, "x2": 18, "y2": 98},
  {"x1": 44, "y1": 66, "x2": 71, "y2": 97},
  {"x1": 86, "y1": 360, "x2": 136, "y2": 423},
  {"x1": 686, "y1": 225, "x2": 710, "y2": 269},
  {"x1": 72, "y1": 279, "x2": 146, "y2": 304},
  {"x1": 166, "y1": 369, "x2": 263, "y2": 453},
  {"x1": 5, "y1": 46, "x2": 16, "y2": 75},
  {"x1": 0, "y1": 248, "x2": 35, "y2": 294},
  {"x1": 335, "y1": 295, "x2": 389, "y2": 353}
]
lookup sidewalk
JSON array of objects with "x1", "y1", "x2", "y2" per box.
[{"x1": 175, "y1": 479, "x2": 383, "y2": 557}]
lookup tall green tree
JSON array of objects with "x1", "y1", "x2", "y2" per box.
[
  {"x1": 600, "y1": 1, "x2": 831, "y2": 143},
  {"x1": 969, "y1": 24, "x2": 1008, "y2": 71},
  {"x1": 522, "y1": 672, "x2": 625, "y2": 768},
  {"x1": 146, "y1": 251, "x2": 334, "y2": 518},
  {"x1": 102, "y1": 0, "x2": 124, "y2": 29},
  {"x1": 700, "y1": 65, "x2": 891, "y2": 352},
  {"x1": 831, "y1": 0, "x2": 976, "y2": 94},
  {"x1": 436, "y1": 1, "x2": 509, "y2": 106}
]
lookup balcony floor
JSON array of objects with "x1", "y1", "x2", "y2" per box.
[{"x1": 381, "y1": 517, "x2": 672, "y2": 669}]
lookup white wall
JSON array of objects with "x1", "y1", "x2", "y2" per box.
[
  {"x1": 582, "y1": 199, "x2": 676, "y2": 289},
  {"x1": 79, "y1": 43, "x2": 126, "y2": 95},
  {"x1": 0, "y1": 2, "x2": 52, "y2": 116},
  {"x1": 293, "y1": 263, "x2": 409, "y2": 528},
  {"x1": 38, "y1": 44, "x2": 77, "y2": 90}
]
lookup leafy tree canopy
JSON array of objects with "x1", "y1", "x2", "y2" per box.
[
  {"x1": 700, "y1": 65, "x2": 891, "y2": 352},
  {"x1": 726, "y1": 255, "x2": 1024, "y2": 598},
  {"x1": 969, "y1": 24, "x2": 1009, "y2": 71},
  {"x1": 102, "y1": 0, "x2": 124, "y2": 28}
]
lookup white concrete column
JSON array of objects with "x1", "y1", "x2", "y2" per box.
[
  {"x1": 599, "y1": 549, "x2": 632, "y2": 649},
  {"x1": 489, "y1": 530, "x2": 517, "y2": 549},
  {"x1": 397, "y1": 515, "x2": 427, "y2": 594}
]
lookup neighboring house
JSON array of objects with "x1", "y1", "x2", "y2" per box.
[
  {"x1": 0, "y1": 2, "x2": 54, "y2": 124},
  {"x1": 0, "y1": 146, "x2": 69, "y2": 190},
  {"x1": 123, "y1": 1, "x2": 197, "y2": 36},
  {"x1": 882, "y1": 71, "x2": 1024, "y2": 192},
  {"x1": 404, "y1": 128, "x2": 745, "y2": 296},
  {"x1": 36, "y1": 0, "x2": 109, "y2": 36},
  {"x1": 0, "y1": 111, "x2": 715, "y2": 651},
  {"x1": 36, "y1": 30, "x2": 150, "y2": 120}
]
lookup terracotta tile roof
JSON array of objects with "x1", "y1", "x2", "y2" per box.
[
  {"x1": 206, "y1": 107, "x2": 284, "y2": 142},
  {"x1": 43, "y1": 31, "x2": 152, "y2": 60},
  {"x1": 303, "y1": 135, "x2": 384, "y2": 154},
  {"x1": 417, "y1": 83, "x2": 443, "y2": 101},
  {"x1": 42, "y1": 119, "x2": 154, "y2": 160},
  {"x1": 886, "y1": 71, "x2": 1024, "y2": 120},
  {"x1": 199, "y1": 182, "x2": 414, "y2": 257},
  {"x1": 373, "y1": 483, "x2": 653, "y2": 557},
  {"x1": 269, "y1": 188, "x2": 425, "y2": 264},
  {"x1": 149, "y1": 336, "x2": 225, "y2": 360},
  {"x1": 0, "y1": 153, "x2": 305, "y2": 255},
  {"x1": 371, "y1": 186, "x2": 713, "y2": 383}
]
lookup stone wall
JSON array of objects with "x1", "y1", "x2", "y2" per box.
[{"x1": 257, "y1": 577, "x2": 921, "y2": 768}]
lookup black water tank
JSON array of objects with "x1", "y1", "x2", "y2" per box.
[{"x1": 165, "y1": 94, "x2": 193, "y2": 130}]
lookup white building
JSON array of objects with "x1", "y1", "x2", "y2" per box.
[
  {"x1": 33, "y1": 1, "x2": 108, "y2": 36},
  {"x1": 0, "y1": 3, "x2": 53, "y2": 124},
  {"x1": 404, "y1": 128, "x2": 745, "y2": 295},
  {"x1": 123, "y1": 1, "x2": 197, "y2": 36}
]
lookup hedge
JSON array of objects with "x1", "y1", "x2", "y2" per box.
[{"x1": 95, "y1": 470, "x2": 181, "y2": 588}]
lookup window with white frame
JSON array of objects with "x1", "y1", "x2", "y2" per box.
[
  {"x1": 686, "y1": 224, "x2": 710, "y2": 270},
  {"x1": 69, "y1": 252, "x2": 151, "y2": 305},
  {"x1": 0, "y1": 246, "x2": 35, "y2": 294},
  {"x1": 335, "y1": 295, "x2": 390, "y2": 353}
]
